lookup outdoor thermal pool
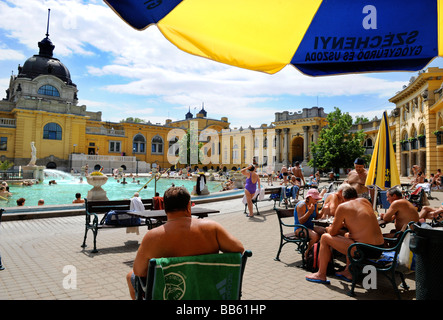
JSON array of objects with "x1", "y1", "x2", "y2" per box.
[{"x1": 1, "y1": 170, "x2": 224, "y2": 208}]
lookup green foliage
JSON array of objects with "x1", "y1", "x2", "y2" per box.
[
  {"x1": 119, "y1": 117, "x2": 145, "y2": 123},
  {"x1": 0, "y1": 160, "x2": 14, "y2": 170},
  {"x1": 177, "y1": 129, "x2": 204, "y2": 165},
  {"x1": 308, "y1": 107, "x2": 367, "y2": 171},
  {"x1": 354, "y1": 115, "x2": 369, "y2": 124}
]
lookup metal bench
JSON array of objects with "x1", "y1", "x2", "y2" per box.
[{"x1": 81, "y1": 198, "x2": 155, "y2": 253}]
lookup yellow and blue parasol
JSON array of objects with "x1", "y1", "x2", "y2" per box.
[
  {"x1": 365, "y1": 111, "x2": 400, "y2": 192},
  {"x1": 104, "y1": 0, "x2": 443, "y2": 76}
]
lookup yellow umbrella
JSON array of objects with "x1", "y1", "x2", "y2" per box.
[
  {"x1": 365, "y1": 111, "x2": 400, "y2": 192},
  {"x1": 104, "y1": 0, "x2": 443, "y2": 76}
]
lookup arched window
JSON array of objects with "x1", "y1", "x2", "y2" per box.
[
  {"x1": 151, "y1": 135, "x2": 163, "y2": 154},
  {"x1": 364, "y1": 138, "x2": 373, "y2": 148},
  {"x1": 38, "y1": 85, "x2": 60, "y2": 97},
  {"x1": 133, "y1": 134, "x2": 146, "y2": 153},
  {"x1": 43, "y1": 123, "x2": 62, "y2": 140}
]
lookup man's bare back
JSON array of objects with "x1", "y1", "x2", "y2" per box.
[
  {"x1": 331, "y1": 198, "x2": 384, "y2": 245},
  {"x1": 381, "y1": 199, "x2": 418, "y2": 232},
  {"x1": 133, "y1": 217, "x2": 244, "y2": 277}
]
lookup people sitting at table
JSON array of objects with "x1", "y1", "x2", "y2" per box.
[
  {"x1": 305, "y1": 186, "x2": 384, "y2": 284},
  {"x1": 126, "y1": 186, "x2": 244, "y2": 299},
  {"x1": 319, "y1": 183, "x2": 350, "y2": 218},
  {"x1": 294, "y1": 188, "x2": 325, "y2": 256},
  {"x1": 419, "y1": 203, "x2": 443, "y2": 222},
  {"x1": 379, "y1": 187, "x2": 419, "y2": 238}
]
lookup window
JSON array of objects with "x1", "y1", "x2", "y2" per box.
[
  {"x1": 109, "y1": 141, "x2": 121, "y2": 153},
  {"x1": 168, "y1": 137, "x2": 179, "y2": 156},
  {"x1": 364, "y1": 138, "x2": 373, "y2": 148},
  {"x1": 43, "y1": 123, "x2": 62, "y2": 140},
  {"x1": 38, "y1": 85, "x2": 60, "y2": 97},
  {"x1": 133, "y1": 134, "x2": 146, "y2": 153},
  {"x1": 151, "y1": 135, "x2": 163, "y2": 154},
  {"x1": 0, "y1": 137, "x2": 7, "y2": 151}
]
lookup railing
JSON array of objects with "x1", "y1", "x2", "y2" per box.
[
  {"x1": 0, "y1": 170, "x2": 22, "y2": 180},
  {"x1": 0, "y1": 118, "x2": 16, "y2": 127},
  {"x1": 85, "y1": 127, "x2": 125, "y2": 137},
  {"x1": 70, "y1": 154, "x2": 136, "y2": 162}
]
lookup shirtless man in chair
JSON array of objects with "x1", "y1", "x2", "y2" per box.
[
  {"x1": 306, "y1": 186, "x2": 384, "y2": 284},
  {"x1": 126, "y1": 187, "x2": 244, "y2": 299},
  {"x1": 379, "y1": 187, "x2": 419, "y2": 238}
]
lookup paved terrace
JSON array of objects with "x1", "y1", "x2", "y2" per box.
[{"x1": 0, "y1": 182, "x2": 442, "y2": 301}]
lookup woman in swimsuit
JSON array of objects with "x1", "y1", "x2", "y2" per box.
[
  {"x1": 241, "y1": 164, "x2": 260, "y2": 217},
  {"x1": 295, "y1": 189, "x2": 325, "y2": 256}
]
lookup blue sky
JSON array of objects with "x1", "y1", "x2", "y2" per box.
[{"x1": 1, "y1": 0, "x2": 442, "y2": 128}]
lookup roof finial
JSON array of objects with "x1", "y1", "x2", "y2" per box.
[{"x1": 45, "y1": 8, "x2": 51, "y2": 38}]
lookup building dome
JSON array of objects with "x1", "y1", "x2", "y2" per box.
[
  {"x1": 198, "y1": 103, "x2": 207, "y2": 117},
  {"x1": 185, "y1": 106, "x2": 193, "y2": 119},
  {"x1": 17, "y1": 36, "x2": 74, "y2": 86}
]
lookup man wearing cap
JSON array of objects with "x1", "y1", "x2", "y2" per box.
[{"x1": 344, "y1": 158, "x2": 373, "y2": 203}]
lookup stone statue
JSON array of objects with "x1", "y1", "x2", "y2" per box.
[{"x1": 28, "y1": 141, "x2": 37, "y2": 166}]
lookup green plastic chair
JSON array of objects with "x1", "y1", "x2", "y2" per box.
[{"x1": 135, "y1": 250, "x2": 252, "y2": 300}]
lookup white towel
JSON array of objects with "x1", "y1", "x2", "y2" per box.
[
  {"x1": 130, "y1": 196, "x2": 145, "y2": 212},
  {"x1": 242, "y1": 188, "x2": 263, "y2": 204},
  {"x1": 127, "y1": 197, "x2": 144, "y2": 235}
]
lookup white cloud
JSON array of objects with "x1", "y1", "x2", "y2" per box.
[{"x1": 0, "y1": 48, "x2": 26, "y2": 61}]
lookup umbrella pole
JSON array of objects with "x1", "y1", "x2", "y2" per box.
[{"x1": 373, "y1": 187, "x2": 378, "y2": 211}]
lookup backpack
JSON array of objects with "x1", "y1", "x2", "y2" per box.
[
  {"x1": 305, "y1": 242, "x2": 335, "y2": 275},
  {"x1": 101, "y1": 210, "x2": 141, "y2": 226}
]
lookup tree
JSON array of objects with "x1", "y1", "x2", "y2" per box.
[
  {"x1": 119, "y1": 117, "x2": 145, "y2": 123},
  {"x1": 354, "y1": 115, "x2": 369, "y2": 124},
  {"x1": 177, "y1": 128, "x2": 204, "y2": 166},
  {"x1": 308, "y1": 107, "x2": 367, "y2": 172},
  {"x1": 0, "y1": 160, "x2": 13, "y2": 170}
]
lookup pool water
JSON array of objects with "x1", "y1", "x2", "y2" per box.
[{"x1": 1, "y1": 173, "x2": 223, "y2": 207}]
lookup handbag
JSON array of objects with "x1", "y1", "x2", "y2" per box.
[{"x1": 102, "y1": 210, "x2": 141, "y2": 226}]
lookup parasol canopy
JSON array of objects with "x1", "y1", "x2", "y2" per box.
[
  {"x1": 365, "y1": 111, "x2": 400, "y2": 191},
  {"x1": 104, "y1": 0, "x2": 443, "y2": 76}
]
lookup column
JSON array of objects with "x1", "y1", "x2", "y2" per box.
[
  {"x1": 275, "y1": 129, "x2": 281, "y2": 163},
  {"x1": 303, "y1": 126, "x2": 310, "y2": 161},
  {"x1": 312, "y1": 125, "x2": 319, "y2": 144},
  {"x1": 283, "y1": 128, "x2": 290, "y2": 165}
]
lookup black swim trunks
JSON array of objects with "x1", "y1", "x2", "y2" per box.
[{"x1": 359, "y1": 243, "x2": 385, "y2": 259}]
